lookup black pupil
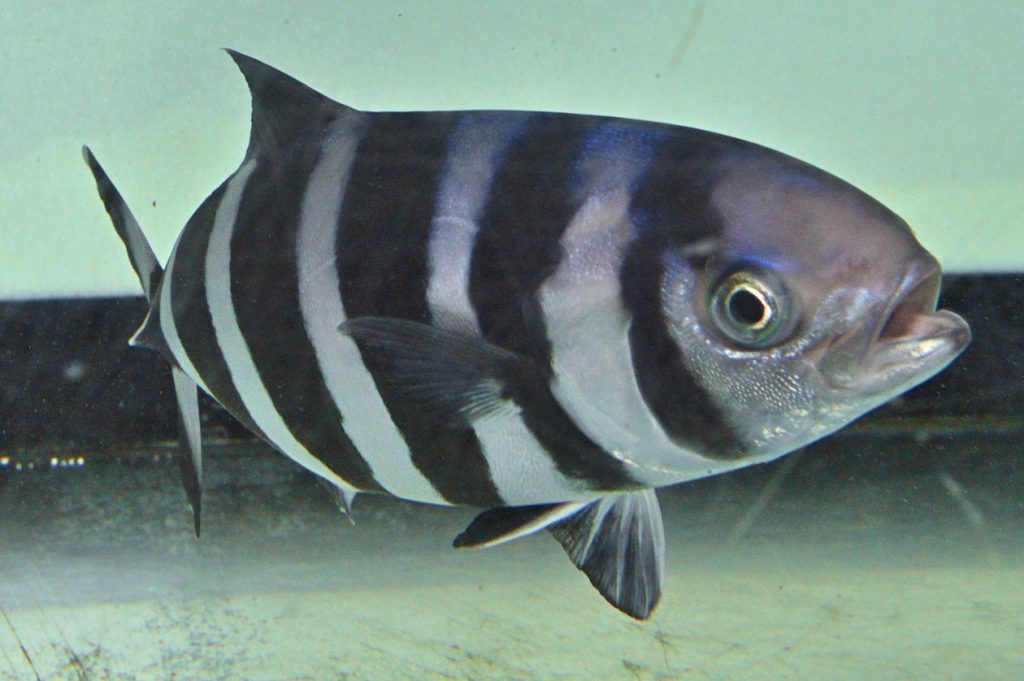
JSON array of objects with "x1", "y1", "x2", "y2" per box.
[{"x1": 729, "y1": 289, "x2": 766, "y2": 327}]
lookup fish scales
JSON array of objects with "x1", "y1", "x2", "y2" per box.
[
  {"x1": 467, "y1": 114, "x2": 643, "y2": 495},
  {"x1": 179, "y1": 108, "x2": 653, "y2": 504},
  {"x1": 85, "y1": 51, "x2": 970, "y2": 619},
  {"x1": 337, "y1": 112, "x2": 501, "y2": 505},
  {"x1": 623, "y1": 131, "x2": 746, "y2": 460},
  {"x1": 232, "y1": 120, "x2": 385, "y2": 494},
  {"x1": 427, "y1": 113, "x2": 586, "y2": 505}
]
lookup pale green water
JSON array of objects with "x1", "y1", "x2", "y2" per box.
[
  {"x1": 1, "y1": 1, "x2": 1023, "y2": 300},
  {"x1": 0, "y1": 3, "x2": 1022, "y2": 680}
]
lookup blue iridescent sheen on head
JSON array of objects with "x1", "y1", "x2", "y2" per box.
[{"x1": 572, "y1": 121, "x2": 666, "y2": 198}]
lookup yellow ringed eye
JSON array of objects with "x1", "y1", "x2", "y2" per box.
[
  {"x1": 725, "y1": 284, "x2": 772, "y2": 330},
  {"x1": 709, "y1": 269, "x2": 791, "y2": 348}
]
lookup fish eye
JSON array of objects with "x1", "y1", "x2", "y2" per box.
[{"x1": 709, "y1": 269, "x2": 792, "y2": 348}]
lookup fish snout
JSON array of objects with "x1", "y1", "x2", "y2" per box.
[
  {"x1": 872, "y1": 254, "x2": 970, "y2": 353},
  {"x1": 820, "y1": 255, "x2": 971, "y2": 393}
]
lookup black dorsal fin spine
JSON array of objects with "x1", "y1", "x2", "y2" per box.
[{"x1": 224, "y1": 49, "x2": 359, "y2": 159}]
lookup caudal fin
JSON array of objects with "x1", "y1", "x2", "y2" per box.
[
  {"x1": 83, "y1": 147, "x2": 204, "y2": 536},
  {"x1": 82, "y1": 146, "x2": 162, "y2": 302}
]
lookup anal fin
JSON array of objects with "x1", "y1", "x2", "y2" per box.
[{"x1": 172, "y1": 367, "x2": 203, "y2": 537}]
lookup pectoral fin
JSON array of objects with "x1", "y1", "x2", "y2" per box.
[
  {"x1": 453, "y1": 501, "x2": 588, "y2": 548},
  {"x1": 339, "y1": 316, "x2": 532, "y2": 426}
]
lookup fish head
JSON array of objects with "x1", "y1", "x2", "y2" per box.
[{"x1": 658, "y1": 154, "x2": 971, "y2": 461}]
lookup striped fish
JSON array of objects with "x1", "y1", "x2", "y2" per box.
[{"x1": 84, "y1": 51, "x2": 970, "y2": 619}]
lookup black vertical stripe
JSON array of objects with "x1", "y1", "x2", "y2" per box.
[
  {"x1": 170, "y1": 183, "x2": 267, "y2": 441},
  {"x1": 228, "y1": 137, "x2": 384, "y2": 493},
  {"x1": 622, "y1": 131, "x2": 744, "y2": 459},
  {"x1": 470, "y1": 113, "x2": 586, "y2": 370},
  {"x1": 470, "y1": 113, "x2": 638, "y2": 491},
  {"x1": 337, "y1": 112, "x2": 503, "y2": 507}
]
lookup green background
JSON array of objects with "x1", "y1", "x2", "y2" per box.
[{"x1": 2, "y1": 1, "x2": 1021, "y2": 298}]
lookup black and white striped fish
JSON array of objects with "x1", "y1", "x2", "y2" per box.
[{"x1": 84, "y1": 51, "x2": 970, "y2": 619}]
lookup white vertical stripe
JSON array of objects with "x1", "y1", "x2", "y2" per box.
[
  {"x1": 426, "y1": 115, "x2": 524, "y2": 331},
  {"x1": 473, "y1": 410, "x2": 593, "y2": 505},
  {"x1": 295, "y1": 116, "x2": 448, "y2": 504},
  {"x1": 539, "y1": 140, "x2": 713, "y2": 486},
  {"x1": 424, "y1": 114, "x2": 586, "y2": 504},
  {"x1": 203, "y1": 160, "x2": 354, "y2": 490},
  {"x1": 156, "y1": 234, "x2": 210, "y2": 395}
]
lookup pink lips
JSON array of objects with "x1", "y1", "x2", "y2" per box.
[
  {"x1": 823, "y1": 257, "x2": 971, "y2": 391},
  {"x1": 871, "y1": 257, "x2": 971, "y2": 361}
]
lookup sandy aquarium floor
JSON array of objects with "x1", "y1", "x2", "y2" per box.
[{"x1": 0, "y1": 444, "x2": 1020, "y2": 681}]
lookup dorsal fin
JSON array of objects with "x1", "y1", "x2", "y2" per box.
[{"x1": 224, "y1": 50, "x2": 357, "y2": 159}]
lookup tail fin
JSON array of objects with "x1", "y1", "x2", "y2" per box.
[
  {"x1": 83, "y1": 147, "x2": 204, "y2": 536},
  {"x1": 82, "y1": 147, "x2": 163, "y2": 302}
]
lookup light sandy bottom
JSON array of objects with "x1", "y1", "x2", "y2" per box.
[
  {"x1": 1, "y1": 562, "x2": 1021, "y2": 680},
  {"x1": 0, "y1": 448, "x2": 1019, "y2": 680},
  {"x1": 0, "y1": 514, "x2": 1020, "y2": 681}
]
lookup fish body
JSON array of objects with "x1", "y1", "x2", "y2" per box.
[{"x1": 85, "y1": 52, "x2": 970, "y2": 618}]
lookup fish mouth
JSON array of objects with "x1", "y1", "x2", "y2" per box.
[{"x1": 823, "y1": 257, "x2": 971, "y2": 393}]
